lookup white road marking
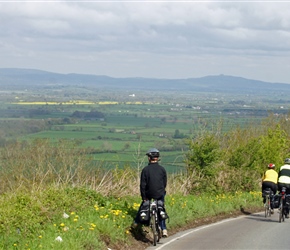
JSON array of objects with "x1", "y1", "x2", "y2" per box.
[{"x1": 152, "y1": 215, "x2": 248, "y2": 250}]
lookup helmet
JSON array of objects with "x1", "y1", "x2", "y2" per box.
[
  {"x1": 146, "y1": 148, "x2": 160, "y2": 158},
  {"x1": 285, "y1": 158, "x2": 290, "y2": 164},
  {"x1": 268, "y1": 163, "x2": 275, "y2": 169}
]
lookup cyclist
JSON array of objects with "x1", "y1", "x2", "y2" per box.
[
  {"x1": 278, "y1": 158, "x2": 290, "y2": 218},
  {"x1": 262, "y1": 163, "x2": 278, "y2": 212},
  {"x1": 132, "y1": 148, "x2": 168, "y2": 237}
]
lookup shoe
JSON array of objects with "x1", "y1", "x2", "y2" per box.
[
  {"x1": 271, "y1": 209, "x2": 274, "y2": 214},
  {"x1": 162, "y1": 229, "x2": 168, "y2": 237},
  {"x1": 286, "y1": 214, "x2": 289, "y2": 219}
]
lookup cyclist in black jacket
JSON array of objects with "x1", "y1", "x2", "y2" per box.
[{"x1": 132, "y1": 148, "x2": 168, "y2": 237}]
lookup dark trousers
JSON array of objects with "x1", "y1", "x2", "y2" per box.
[{"x1": 262, "y1": 181, "x2": 277, "y2": 195}]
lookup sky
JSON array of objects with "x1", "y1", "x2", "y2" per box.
[{"x1": 1, "y1": 0, "x2": 290, "y2": 84}]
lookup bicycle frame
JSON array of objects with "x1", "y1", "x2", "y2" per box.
[
  {"x1": 149, "y1": 200, "x2": 161, "y2": 246},
  {"x1": 263, "y1": 188, "x2": 272, "y2": 218},
  {"x1": 279, "y1": 187, "x2": 287, "y2": 223}
]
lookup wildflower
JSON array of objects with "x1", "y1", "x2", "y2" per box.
[
  {"x1": 63, "y1": 212, "x2": 70, "y2": 219},
  {"x1": 60, "y1": 223, "x2": 65, "y2": 227},
  {"x1": 38, "y1": 235, "x2": 42, "y2": 239},
  {"x1": 55, "y1": 236, "x2": 63, "y2": 242}
]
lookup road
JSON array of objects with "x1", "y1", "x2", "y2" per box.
[{"x1": 146, "y1": 210, "x2": 289, "y2": 250}]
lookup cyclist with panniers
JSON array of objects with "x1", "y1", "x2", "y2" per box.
[
  {"x1": 132, "y1": 148, "x2": 168, "y2": 237},
  {"x1": 278, "y1": 158, "x2": 290, "y2": 218},
  {"x1": 262, "y1": 163, "x2": 278, "y2": 204}
]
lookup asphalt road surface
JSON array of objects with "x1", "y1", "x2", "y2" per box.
[{"x1": 146, "y1": 210, "x2": 290, "y2": 250}]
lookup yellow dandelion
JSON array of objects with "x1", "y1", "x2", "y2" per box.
[
  {"x1": 60, "y1": 223, "x2": 65, "y2": 227},
  {"x1": 38, "y1": 235, "x2": 42, "y2": 239}
]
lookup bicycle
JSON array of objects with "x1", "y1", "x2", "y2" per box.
[
  {"x1": 263, "y1": 188, "x2": 273, "y2": 218},
  {"x1": 278, "y1": 187, "x2": 289, "y2": 223},
  {"x1": 149, "y1": 199, "x2": 162, "y2": 246}
]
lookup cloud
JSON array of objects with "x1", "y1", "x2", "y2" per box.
[{"x1": 0, "y1": 1, "x2": 290, "y2": 83}]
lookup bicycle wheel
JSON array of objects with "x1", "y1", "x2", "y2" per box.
[
  {"x1": 267, "y1": 196, "x2": 272, "y2": 217},
  {"x1": 279, "y1": 199, "x2": 283, "y2": 223},
  {"x1": 282, "y1": 201, "x2": 285, "y2": 222},
  {"x1": 155, "y1": 214, "x2": 161, "y2": 243},
  {"x1": 151, "y1": 213, "x2": 157, "y2": 246},
  {"x1": 264, "y1": 196, "x2": 268, "y2": 218}
]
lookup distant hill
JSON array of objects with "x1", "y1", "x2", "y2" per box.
[{"x1": 0, "y1": 68, "x2": 290, "y2": 94}]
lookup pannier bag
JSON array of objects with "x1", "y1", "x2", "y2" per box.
[
  {"x1": 262, "y1": 189, "x2": 273, "y2": 197},
  {"x1": 157, "y1": 200, "x2": 169, "y2": 220},
  {"x1": 272, "y1": 194, "x2": 280, "y2": 209},
  {"x1": 286, "y1": 195, "x2": 290, "y2": 206},
  {"x1": 138, "y1": 200, "x2": 150, "y2": 224}
]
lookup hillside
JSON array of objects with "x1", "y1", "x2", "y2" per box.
[{"x1": 1, "y1": 68, "x2": 290, "y2": 94}]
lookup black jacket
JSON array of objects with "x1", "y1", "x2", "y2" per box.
[{"x1": 140, "y1": 162, "x2": 167, "y2": 200}]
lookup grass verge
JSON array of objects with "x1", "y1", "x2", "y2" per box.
[{"x1": 0, "y1": 186, "x2": 262, "y2": 250}]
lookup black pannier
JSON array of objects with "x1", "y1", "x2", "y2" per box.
[
  {"x1": 157, "y1": 200, "x2": 169, "y2": 220},
  {"x1": 272, "y1": 194, "x2": 280, "y2": 209},
  {"x1": 138, "y1": 200, "x2": 150, "y2": 224},
  {"x1": 286, "y1": 195, "x2": 290, "y2": 206}
]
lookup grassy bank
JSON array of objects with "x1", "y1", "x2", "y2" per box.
[{"x1": 0, "y1": 186, "x2": 261, "y2": 250}]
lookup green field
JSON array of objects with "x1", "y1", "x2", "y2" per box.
[{"x1": 1, "y1": 88, "x2": 288, "y2": 173}]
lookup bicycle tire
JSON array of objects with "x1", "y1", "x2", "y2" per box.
[
  {"x1": 152, "y1": 212, "x2": 157, "y2": 246},
  {"x1": 156, "y1": 213, "x2": 161, "y2": 243},
  {"x1": 279, "y1": 199, "x2": 283, "y2": 223},
  {"x1": 264, "y1": 197, "x2": 268, "y2": 218},
  {"x1": 267, "y1": 196, "x2": 271, "y2": 217},
  {"x1": 282, "y1": 202, "x2": 285, "y2": 222}
]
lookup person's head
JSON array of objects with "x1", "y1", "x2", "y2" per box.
[
  {"x1": 268, "y1": 163, "x2": 275, "y2": 169},
  {"x1": 146, "y1": 148, "x2": 160, "y2": 162},
  {"x1": 284, "y1": 158, "x2": 290, "y2": 164}
]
